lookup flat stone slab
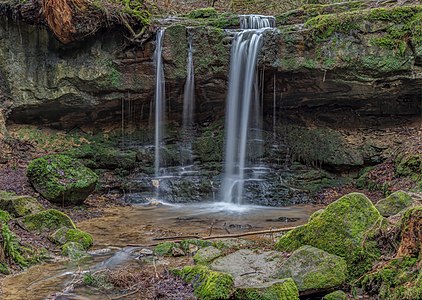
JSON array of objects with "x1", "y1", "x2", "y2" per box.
[{"x1": 210, "y1": 249, "x2": 286, "y2": 288}]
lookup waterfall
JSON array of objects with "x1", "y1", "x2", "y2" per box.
[
  {"x1": 181, "y1": 32, "x2": 195, "y2": 166},
  {"x1": 154, "y1": 29, "x2": 165, "y2": 177},
  {"x1": 239, "y1": 15, "x2": 275, "y2": 29},
  {"x1": 221, "y1": 16, "x2": 274, "y2": 205}
]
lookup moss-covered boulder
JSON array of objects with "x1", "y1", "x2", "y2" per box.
[
  {"x1": 62, "y1": 241, "x2": 88, "y2": 260},
  {"x1": 234, "y1": 278, "x2": 300, "y2": 300},
  {"x1": 27, "y1": 154, "x2": 98, "y2": 205},
  {"x1": 396, "y1": 154, "x2": 422, "y2": 187},
  {"x1": 276, "y1": 193, "x2": 382, "y2": 267},
  {"x1": 277, "y1": 246, "x2": 347, "y2": 293},
  {"x1": 174, "y1": 265, "x2": 234, "y2": 300},
  {"x1": 49, "y1": 226, "x2": 93, "y2": 249},
  {"x1": 323, "y1": 290, "x2": 347, "y2": 300},
  {"x1": 23, "y1": 209, "x2": 76, "y2": 231},
  {"x1": 194, "y1": 246, "x2": 222, "y2": 265},
  {"x1": 375, "y1": 190, "x2": 414, "y2": 217},
  {"x1": 0, "y1": 191, "x2": 43, "y2": 217}
]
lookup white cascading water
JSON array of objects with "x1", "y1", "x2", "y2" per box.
[
  {"x1": 154, "y1": 29, "x2": 165, "y2": 177},
  {"x1": 221, "y1": 15, "x2": 275, "y2": 205},
  {"x1": 181, "y1": 33, "x2": 195, "y2": 166}
]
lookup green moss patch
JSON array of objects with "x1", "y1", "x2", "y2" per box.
[
  {"x1": 194, "y1": 246, "x2": 222, "y2": 265},
  {"x1": 27, "y1": 154, "x2": 98, "y2": 205},
  {"x1": 23, "y1": 209, "x2": 76, "y2": 231},
  {"x1": 154, "y1": 242, "x2": 179, "y2": 256},
  {"x1": 276, "y1": 193, "x2": 382, "y2": 273},
  {"x1": 62, "y1": 241, "x2": 88, "y2": 260},
  {"x1": 174, "y1": 265, "x2": 234, "y2": 300},
  {"x1": 277, "y1": 245, "x2": 347, "y2": 292},
  {"x1": 234, "y1": 278, "x2": 300, "y2": 300}
]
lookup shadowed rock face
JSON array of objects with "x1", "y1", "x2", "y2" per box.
[{"x1": 1, "y1": 7, "x2": 420, "y2": 130}]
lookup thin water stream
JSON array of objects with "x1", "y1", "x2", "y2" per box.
[{"x1": 1, "y1": 203, "x2": 321, "y2": 299}]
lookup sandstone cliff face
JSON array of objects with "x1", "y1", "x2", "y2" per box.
[{"x1": 1, "y1": 5, "x2": 420, "y2": 130}]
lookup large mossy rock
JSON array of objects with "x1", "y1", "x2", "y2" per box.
[
  {"x1": 375, "y1": 190, "x2": 414, "y2": 217},
  {"x1": 277, "y1": 245, "x2": 347, "y2": 293},
  {"x1": 23, "y1": 209, "x2": 76, "y2": 231},
  {"x1": 49, "y1": 226, "x2": 93, "y2": 249},
  {"x1": 323, "y1": 290, "x2": 347, "y2": 300},
  {"x1": 174, "y1": 265, "x2": 234, "y2": 300},
  {"x1": 234, "y1": 278, "x2": 300, "y2": 300},
  {"x1": 276, "y1": 193, "x2": 382, "y2": 267},
  {"x1": 27, "y1": 154, "x2": 98, "y2": 205},
  {"x1": 0, "y1": 190, "x2": 43, "y2": 217},
  {"x1": 194, "y1": 246, "x2": 222, "y2": 265}
]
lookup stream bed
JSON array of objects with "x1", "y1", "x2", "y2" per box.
[{"x1": 1, "y1": 202, "x2": 321, "y2": 299}]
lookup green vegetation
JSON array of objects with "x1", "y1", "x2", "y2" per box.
[
  {"x1": 83, "y1": 271, "x2": 113, "y2": 289},
  {"x1": 174, "y1": 265, "x2": 234, "y2": 300},
  {"x1": 395, "y1": 154, "x2": 422, "y2": 190},
  {"x1": 194, "y1": 121, "x2": 224, "y2": 163},
  {"x1": 361, "y1": 257, "x2": 421, "y2": 300},
  {"x1": 2, "y1": 223, "x2": 27, "y2": 267},
  {"x1": 23, "y1": 209, "x2": 76, "y2": 231},
  {"x1": 27, "y1": 154, "x2": 98, "y2": 204},
  {"x1": 234, "y1": 279, "x2": 300, "y2": 300},
  {"x1": 62, "y1": 242, "x2": 88, "y2": 260},
  {"x1": 154, "y1": 242, "x2": 179, "y2": 256},
  {"x1": 188, "y1": 7, "x2": 218, "y2": 19}
]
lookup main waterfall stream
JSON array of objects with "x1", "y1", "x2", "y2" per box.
[{"x1": 221, "y1": 15, "x2": 275, "y2": 205}]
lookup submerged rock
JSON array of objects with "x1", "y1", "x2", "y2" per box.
[
  {"x1": 174, "y1": 265, "x2": 234, "y2": 300},
  {"x1": 62, "y1": 241, "x2": 89, "y2": 260},
  {"x1": 276, "y1": 193, "x2": 382, "y2": 267},
  {"x1": 234, "y1": 278, "x2": 299, "y2": 300},
  {"x1": 23, "y1": 209, "x2": 76, "y2": 231},
  {"x1": 277, "y1": 245, "x2": 347, "y2": 293},
  {"x1": 376, "y1": 190, "x2": 414, "y2": 217},
  {"x1": 27, "y1": 154, "x2": 98, "y2": 205},
  {"x1": 0, "y1": 190, "x2": 43, "y2": 217}
]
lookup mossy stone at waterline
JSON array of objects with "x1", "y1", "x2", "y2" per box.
[
  {"x1": 23, "y1": 209, "x2": 76, "y2": 231},
  {"x1": 276, "y1": 193, "x2": 382, "y2": 270},
  {"x1": 27, "y1": 154, "x2": 98, "y2": 205}
]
